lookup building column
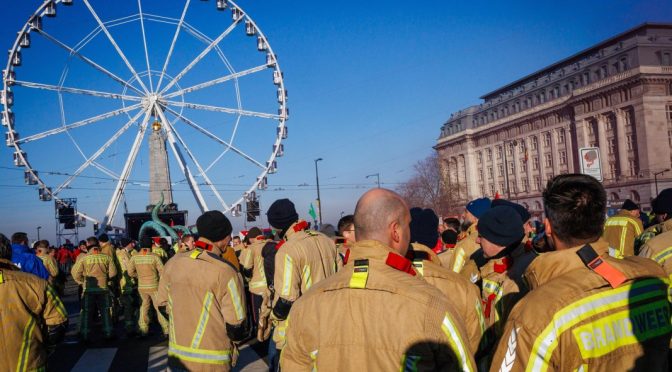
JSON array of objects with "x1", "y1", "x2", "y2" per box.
[
  {"x1": 538, "y1": 132, "x2": 547, "y2": 183},
  {"x1": 464, "y1": 139, "x2": 479, "y2": 200},
  {"x1": 615, "y1": 109, "x2": 629, "y2": 179},
  {"x1": 550, "y1": 129, "x2": 559, "y2": 176},
  {"x1": 596, "y1": 115, "x2": 610, "y2": 180},
  {"x1": 580, "y1": 118, "x2": 590, "y2": 148},
  {"x1": 566, "y1": 124, "x2": 576, "y2": 173}
]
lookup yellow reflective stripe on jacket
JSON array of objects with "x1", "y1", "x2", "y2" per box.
[
  {"x1": 652, "y1": 246, "x2": 672, "y2": 265},
  {"x1": 310, "y1": 349, "x2": 318, "y2": 372},
  {"x1": 168, "y1": 342, "x2": 231, "y2": 365},
  {"x1": 168, "y1": 292, "x2": 176, "y2": 342},
  {"x1": 483, "y1": 279, "x2": 504, "y2": 301},
  {"x1": 302, "y1": 265, "x2": 313, "y2": 290},
  {"x1": 526, "y1": 278, "x2": 667, "y2": 372},
  {"x1": 281, "y1": 254, "x2": 294, "y2": 296},
  {"x1": 571, "y1": 299, "x2": 671, "y2": 359},
  {"x1": 452, "y1": 248, "x2": 466, "y2": 273},
  {"x1": 46, "y1": 284, "x2": 67, "y2": 319},
  {"x1": 191, "y1": 292, "x2": 214, "y2": 349},
  {"x1": 412, "y1": 260, "x2": 425, "y2": 276},
  {"x1": 16, "y1": 317, "x2": 36, "y2": 372},
  {"x1": 440, "y1": 313, "x2": 473, "y2": 372},
  {"x1": 190, "y1": 249, "x2": 202, "y2": 259},
  {"x1": 227, "y1": 278, "x2": 244, "y2": 321},
  {"x1": 349, "y1": 260, "x2": 369, "y2": 289},
  {"x1": 0, "y1": 270, "x2": 4, "y2": 284},
  {"x1": 250, "y1": 281, "x2": 266, "y2": 289}
]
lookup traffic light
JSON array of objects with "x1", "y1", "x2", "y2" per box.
[{"x1": 246, "y1": 198, "x2": 260, "y2": 221}]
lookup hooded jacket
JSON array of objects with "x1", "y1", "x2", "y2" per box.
[{"x1": 11, "y1": 243, "x2": 49, "y2": 280}]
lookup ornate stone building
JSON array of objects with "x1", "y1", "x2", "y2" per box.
[{"x1": 435, "y1": 23, "x2": 672, "y2": 214}]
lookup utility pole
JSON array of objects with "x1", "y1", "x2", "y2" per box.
[
  {"x1": 366, "y1": 173, "x2": 380, "y2": 188},
  {"x1": 314, "y1": 158, "x2": 323, "y2": 227},
  {"x1": 654, "y1": 169, "x2": 670, "y2": 196}
]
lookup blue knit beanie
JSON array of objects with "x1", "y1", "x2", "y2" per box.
[{"x1": 466, "y1": 197, "x2": 492, "y2": 219}]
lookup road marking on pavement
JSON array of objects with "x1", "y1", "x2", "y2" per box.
[
  {"x1": 71, "y1": 348, "x2": 117, "y2": 372},
  {"x1": 148, "y1": 346, "x2": 168, "y2": 372}
]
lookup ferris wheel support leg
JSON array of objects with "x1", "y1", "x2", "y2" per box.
[
  {"x1": 100, "y1": 110, "x2": 152, "y2": 233},
  {"x1": 154, "y1": 107, "x2": 209, "y2": 213}
]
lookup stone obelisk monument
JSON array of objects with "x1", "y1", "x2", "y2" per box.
[{"x1": 148, "y1": 120, "x2": 174, "y2": 210}]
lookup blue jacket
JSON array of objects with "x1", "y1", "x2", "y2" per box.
[{"x1": 10, "y1": 243, "x2": 49, "y2": 280}]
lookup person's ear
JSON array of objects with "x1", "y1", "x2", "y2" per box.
[{"x1": 543, "y1": 218, "x2": 552, "y2": 237}]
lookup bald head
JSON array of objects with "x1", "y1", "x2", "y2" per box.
[{"x1": 354, "y1": 188, "x2": 411, "y2": 254}]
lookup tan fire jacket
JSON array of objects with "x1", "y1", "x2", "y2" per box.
[
  {"x1": 157, "y1": 246, "x2": 246, "y2": 371},
  {"x1": 448, "y1": 223, "x2": 479, "y2": 274},
  {"x1": 603, "y1": 210, "x2": 643, "y2": 259},
  {"x1": 243, "y1": 237, "x2": 271, "y2": 296},
  {"x1": 280, "y1": 240, "x2": 476, "y2": 371},
  {"x1": 411, "y1": 243, "x2": 485, "y2": 354},
  {"x1": 0, "y1": 259, "x2": 68, "y2": 372},
  {"x1": 128, "y1": 248, "x2": 164, "y2": 292},
  {"x1": 490, "y1": 238, "x2": 672, "y2": 372},
  {"x1": 71, "y1": 248, "x2": 117, "y2": 292},
  {"x1": 478, "y1": 245, "x2": 536, "y2": 347},
  {"x1": 38, "y1": 254, "x2": 59, "y2": 282},
  {"x1": 116, "y1": 247, "x2": 136, "y2": 293},
  {"x1": 638, "y1": 229, "x2": 672, "y2": 276},
  {"x1": 272, "y1": 221, "x2": 339, "y2": 348},
  {"x1": 100, "y1": 241, "x2": 116, "y2": 258},
  {"x1": 635, "y1": 218, "x2": 672, "y2": 252}
]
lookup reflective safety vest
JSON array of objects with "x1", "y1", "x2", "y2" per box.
[{"x1": 603, "y1": 212, "x2": 643, "y2": 259}]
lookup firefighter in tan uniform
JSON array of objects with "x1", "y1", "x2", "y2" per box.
[
  {"x1": 266, "y1": 198, "x2": 339, "y2": 369},
  {"x1": 71, "y1": 236, "x2": 117, "y2": 341},
  {"x1": 635, "y1": 188, "x2": 672, "y2": 251},
  {"x1": 116, "y1": 237, "x2": 138, "y2": 335},
  {"x1": 490, "y1": 174, "x2": 672, "y2": 372},
  {"x1": 157, "y1": 211, "x2": 248, "y2": 371},
  {"x1": 336, "y1": 214, "x2": 357, "y2": 265},
  {"x1": 603, "y1": 199, "x2": 643, "y2": 259},
  {"x1": 445, "y1": 197, "x2": 491, "y2": 273},
  {"x1": 36, "y1": 244, "x2": 59, "y2": 284},
  {"x1": 408, "y1": 207, "x2": 485, "y2": 354},
  {"x1": 281, "y1": 189, "x2": 476, "y2": 371},
  {"x1": 0, "y1": 233, "x2": 69, "y2": 372},
  {"x1": 239, "y1": 227, "x2": 270, "y2": 332},
  {"x1": 638, "y1": 192, "x2": 672, "y2": 276},
  {"x1": 473, "y1": 206, "x2": 536, "y2": 357},
  {"x1": 128, "y1": 238, "x2": 168, "y2": 338}
]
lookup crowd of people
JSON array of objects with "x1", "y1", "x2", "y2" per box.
[{"x1": 1, "y1": 173, "x2": 672, "y2": 371}]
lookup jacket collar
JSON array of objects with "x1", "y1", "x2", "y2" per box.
[
  {"x1": 11, "y1": 243, "x2": 29, "y2": 253},
  {"x1": 284, "y1": 220, "x2": 309, "y2": 241},
  {"x1": 524, "y1": 238, "x2": 610, "y2": 290},
  {"x1": 195, "y1": 237, "x2": 222, "y2": 256},
  {"x1": 0, "y1": 258, "x2": 19, "y2": 270},
  {"x1": 410, "y1": 242, "x2": 439, "y2": 262}
]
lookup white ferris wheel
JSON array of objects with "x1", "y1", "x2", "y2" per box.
[{"x1": 2, "y1": 0, "x2": 288, "y2": 231}]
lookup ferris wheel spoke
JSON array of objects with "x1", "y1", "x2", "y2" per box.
[
  {"x1": 163, "y1": 106, "x2": 265, "y2": 170},
  {"x1": 53, "y1": 109, "x2": 146, "y2": 196},
  {"x1": 163, "y1": 64, "x2": 268, "y2": 99},
  {"x1": 12, "y1": 80, "x2": 142, "y2": 101},
  {"x1": 82, "y1": 0, "x2": 150, "y2": 94},
  {"x1": 156, "y1": 0, "x2": 191, "y2": 92},
  {"x1": 159, "y1": 19, "x2": 241, "y2": 95},
  {"x1": 166, "y1": 100, "x2": 281, "y2": 120},
  {"x1": 164, "y1": 117, "x2": 229, "y2": 210},
  {"x1": 34, "y1": 29, "x2": 146, "y2": 97},
  {"x1": 137, "y1": 0, "x2": 154, "y2": 92},
  {"x1": 16, "y1": 103, "x2": 143, "y2": 145},
  {"x1": 101, "y1": 110, "x2": 152, "y2": 231},
  {"x1": 154, "y1": 108, "x2": 209, "y2": 213}
]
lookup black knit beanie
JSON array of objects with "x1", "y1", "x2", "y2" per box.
[
  {"x1": 409, "y1": 207, "x2": 439, "y2": 248},
  {"x1": 267, "y1": 199, "x2": 299, "y2": 231},
  {"x1": 196, "y1": 210, "x2": 233, "y2": 242},
  {"x1": 477, "y1": 206, "x2": 524, "y2": 247}
]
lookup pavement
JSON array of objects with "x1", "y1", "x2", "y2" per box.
[{"x1": 48, "y1": 277, "x2": 269, "y2": 371}]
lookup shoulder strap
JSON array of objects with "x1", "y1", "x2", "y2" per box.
[{"x1": 577, "y1": 244, "x2": 627, "y2": 288}]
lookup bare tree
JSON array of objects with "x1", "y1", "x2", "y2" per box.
[{"x1": 397, "y1": 153, "x2": 463, "y2": 216}]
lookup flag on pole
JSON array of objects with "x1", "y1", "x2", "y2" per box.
[{"x1": 308, "y1": 203, "x2": 317, "y2": 221}]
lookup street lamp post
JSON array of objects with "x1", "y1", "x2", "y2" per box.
[
  {"x1": 314, "y1": 158, "x2": 323, "y2": 227},
  {"x1": 37, "y1": 226, "x2": 41, "y2": 241},
  {"x1": 366, "y1": 173, "x2": 380, "y2": 188},
  {"x1": 654, "y1": 169, "x2": 670, "y2": 196}
]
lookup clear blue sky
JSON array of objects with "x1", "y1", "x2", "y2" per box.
[{"x1": 1, "y1": 0, "x2": 670, "y2": 242}]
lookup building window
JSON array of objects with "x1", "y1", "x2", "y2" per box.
[
  {"x1": 531, "y1": 136, "x2": 538, "y2": 150},
  {"x1": 498, "y1": 164, "x2": 504, "y2": 177},
  {"x1": 487, "y1": 149, "x2": 492, "y2": 161},
  {"x1": 601, "y1": 65, "x2": 608, "y2": 78},
  {"x1": 506, "y1": 144, "x2": 513, "y2": 156},
  {"x1": 559, "y1": 151, "x2": 567, "y2": 165},
  {"x1": 629, "y1": 160, "x2": 637, "y2": 176},
  {"x1": 609, "y1": 163, "x2": 616, "y2": 179},
  {"x1": 553, "y1": 86, "x2": 560, "y2": 98},
  {"x1": 488, "y1": 167, "x2": 493, "y2": 179},
  {"x1": 478, "y1": 171, "x2": 483, "y2": 181},
  {"x1": 662, "y1": 52, "x2": 672, "y2": 66},
  {"x1": 480, "y1": 185, "x2": 485, "y2": 196},
  {"x1": 490, "y1": 184, "x2": 495, "y2": 195},
  {"x1": 508, "y1": 162, "x2": 515, "y2": 174},
  {"x1": 545, "y1": 153, "x2": 552, "y2": 167},
  {"x1": 533, "y1": 176, "x2": 541, "y2": 191},
  {"x1": 626, "y1": 135, "x2": 634, "y2": 150},
  {"x1": 620, "y1": 57, "x2": 629, "y2": 71},
  {"x1": 608, "y1": 139, "x2": 616, "y2": 154},
  {"x1": 522, "y1": 178, "x2": 529, "y2": 192},
  {"x1": 543, "y1": 132, "x2": 551, "y2": 147},
  {"x1": 533, "y1": 157, "x2": 539, "y2": 170},
  {"x1": 497, "y1": 146, "x2": 503, "y2": 159},
  {"x1": 500, "y1": 182, "x2": 505, "y2": 193},
  {"x1": 557, "y1": 129, "x2": 565, "y2": 144}
]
